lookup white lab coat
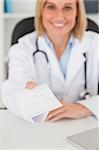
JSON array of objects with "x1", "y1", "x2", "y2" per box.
[{"x1": 2, "y1": 31, "x2": 99, "y2": 121}]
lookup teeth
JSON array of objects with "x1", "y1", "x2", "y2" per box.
[{"x1": 53, "y1": 23, "x2": 65, "y2": 27}]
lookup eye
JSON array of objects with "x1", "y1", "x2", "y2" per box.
[
  {"x1": 46, "y1": 5, "x2": 56, "y2": 11},
  {"x1": 63, "y1": 6, "x2": 73, "y2": 11}
]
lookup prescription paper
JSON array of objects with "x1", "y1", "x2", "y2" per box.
[{"x1": 16, "y1": 84, "x2": 62, "y2": 123}]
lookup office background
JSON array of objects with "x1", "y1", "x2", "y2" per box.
[{"x1": 0, "y1": 0, "x2": 99, "y2": 108}]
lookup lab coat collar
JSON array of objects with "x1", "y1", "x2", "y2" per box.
[
  {"x1": 65, "y1": 40, "x2": 89, "y2": 88},
  {"x1": 38, "y1": 36, "x2": 89, "y2": 87},
  {"x1": 66, "y1": 39, "x2": 87, "y2": 88}
]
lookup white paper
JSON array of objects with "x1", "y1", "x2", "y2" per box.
[{"x1": 16, "y1": 84, "x2": 62, "y2": 123}]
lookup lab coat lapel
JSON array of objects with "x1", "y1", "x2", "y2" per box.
[
  {"x1": 38, "y1": 36, "x2": 65, "y2": 84},
  {"x1": 66, "y1": 41, "x2": 87, "y2": 88}
]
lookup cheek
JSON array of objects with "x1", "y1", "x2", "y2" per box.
[
  {"x1": 42, "y1": 13, "x2": 50, "y2": 27},
  {"x1": 66, "y1": 11, "x2": 77, "y2": 23},
  {"x1": 67, "y1": 15, "x2": 76, "y2": 26}
]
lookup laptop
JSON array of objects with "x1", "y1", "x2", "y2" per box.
[{"x1": 67, "y1": 127, "x2": 99, "y2": 150}]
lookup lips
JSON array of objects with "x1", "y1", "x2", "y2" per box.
[{"x1": 52, "y1": 22, "x2": 65, "y2": 28}]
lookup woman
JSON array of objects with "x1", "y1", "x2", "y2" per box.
[{"x1": 2, "y1": 0, "x2": 99, "y2": 122}]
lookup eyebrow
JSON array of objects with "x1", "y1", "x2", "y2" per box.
[
  {"x1": 64, "y1": 3, "x2": 74, "y2": 6},
  {"x1": 45, "y1": 2, "x2": 74, "y2": 6},
  {"x1": 45, "y1": 2, "x2": 55, "y2": 5}
]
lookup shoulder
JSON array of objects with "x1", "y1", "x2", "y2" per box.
[
  {"x1": 18, "y1": 31, "x2": 37, "y2": 49},
  {"x1": 79, "y1": 31, "x2": 99, "y2": 52},
  {"x1": 82, "y1": 31, "x2": 99, "y2": 46},
  {"x1": 81, "y1": 31, "x2": 99, "y2": 59},
  {"x1": 9, "y1": 31, "x2": 38, "y2": 57}
]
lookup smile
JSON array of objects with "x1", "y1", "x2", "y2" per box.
[{"x1": 52, "y1": 23, "x2": 65, "y2": 28}]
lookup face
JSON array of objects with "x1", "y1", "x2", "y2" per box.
[{"x1": 42, "y1": 0, "x2": 77, "y2": 38}]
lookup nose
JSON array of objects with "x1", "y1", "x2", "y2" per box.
[{"x1": 55, "y1": 10, "x2": 65, "y2": 22}]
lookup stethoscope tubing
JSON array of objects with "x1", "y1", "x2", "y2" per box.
[
  {"x1": 33, "y1": 37, "x2": 49, "y2": 63},
  {"x1": 83, "y1": 53, "x2": 87, "y2": 90},
  {"x1": 33, "y1": 37, "x2": 91, "y2": 99}
]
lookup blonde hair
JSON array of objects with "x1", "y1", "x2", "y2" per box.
[{"x1": 35, "y1": 0, "x2": 87, "y2": 40}]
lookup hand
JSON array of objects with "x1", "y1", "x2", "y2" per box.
[
  {"x1": 46, "y1": 103, "x2": 93, "y2": 122},
  {"x1": 25, "y1": 81, "x2": 38, "y2": 89}
]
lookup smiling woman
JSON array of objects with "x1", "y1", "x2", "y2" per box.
[
  {"x1": 42, "y1": 0, "x2": 77, "y2": 54},
  {"x1": 35, "y1": 0, "x2": 87, "y2": 40},
  {"x1": 2, "y1": 0, "x2": 99, "y2": 123},
  {"x1": 35, "y1": 0, "x2": 87, "y2": 59}
]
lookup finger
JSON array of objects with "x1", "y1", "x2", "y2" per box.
[
  {"x1": 25, "y1": 81, "x2": 37, "y2": 89},
  {"x1": 48, "y1": 112, "x2": 66, "y2": 122},
  {"x1": 25, "y1": 83, "x2": 33, "y2": 89},
  {"x1": 47, "y1": 106, "x2": 66, "y2": 120},
  {"x1": 48, "y1": 110, "x2": 75, "y2": 122}
]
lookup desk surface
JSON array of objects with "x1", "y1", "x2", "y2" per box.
[{"x1": 0, "y1": 110, "x2": 98, "y2": 150}]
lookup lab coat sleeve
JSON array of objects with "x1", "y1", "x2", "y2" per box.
[
  {"x1": 8, "y1": 43, "x2": 37, "y2": 87},
  {"x1": 78, "y1": 34, "x2": 99, "y2": 120},
  {"x1": 1, "y1": 81, "x2": 32, "y2": 122},
  {"x1": 78, "y1": 96, "x2": 99, "y2": 119},
  {"x1": 2, "y1": 40, "x2": 37, "y2": 122}
]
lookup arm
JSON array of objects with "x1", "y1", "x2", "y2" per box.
[
  {"x1": 2, "y1": 42, "x2": 38, "y2": 122},
  {"x1": 8, "y1": 44, "x2": 37, "y2": 87},
  {"x1": 46, "y1": 33, "x2": 99, "y2": 122}
]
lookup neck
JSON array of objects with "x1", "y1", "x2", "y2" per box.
[{"x1": 48, "y1": 34, "x2": 70, "y2": 59}]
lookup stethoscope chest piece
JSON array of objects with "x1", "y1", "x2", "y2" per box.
[{"x1": 80, "y1": 90, "x2": 91, "y2": 99}]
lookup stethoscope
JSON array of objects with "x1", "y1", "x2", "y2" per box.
[
  {"x1": 80, "y1": 53, "x2": 91, "y2": 99},
  {"x1": 33, "y1": 37, "x2": 91, "y2": 100},
  {"x1": 33, "y1": 37, "x2": 49, "y2": 63}
]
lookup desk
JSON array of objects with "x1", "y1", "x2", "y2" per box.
[{"x1": 0, "y1": 110, "x2": 98, "y2": 150}]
